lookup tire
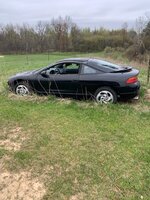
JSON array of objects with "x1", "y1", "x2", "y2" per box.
[
  {"x1": 15, "y1": 81, "x2": 32, "y2": 96},
  {"x1": 94, "y1": 87, "x2": 117, "y2": 104}
]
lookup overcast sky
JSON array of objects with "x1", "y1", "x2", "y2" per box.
[{"x1": 0, "y1": 0, "x2": 150, "y2": 29}]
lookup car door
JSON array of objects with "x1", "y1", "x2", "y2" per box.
[
  {"x1": 52, "y1": 62, "x2": 81, "y2": 95},
  {"x1": 33, "y1": 62, "x2": 81, "y2": 95}
]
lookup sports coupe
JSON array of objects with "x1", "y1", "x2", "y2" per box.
[{"x1": 8, "y1": 58, "x2": 140, "y2": 103}]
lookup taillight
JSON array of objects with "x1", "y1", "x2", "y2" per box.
[{"x1": 126, "y1": 76, "x2": 138, "y2": 84}]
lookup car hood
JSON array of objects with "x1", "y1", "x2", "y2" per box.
[
  {"x1": 15, "y1": 69, "x2": 37, "y2": 76},
  {"x1": 8, "y1": 69, "x2": 38, "y2": 81}
]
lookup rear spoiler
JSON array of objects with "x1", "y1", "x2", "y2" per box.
[{"x1": 111, "y1": 66, "x2": 132, "y2": 73}]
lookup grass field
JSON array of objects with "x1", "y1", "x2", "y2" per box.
[{"x1": 0, "y1": 52, "x2": 150, "y2": 200}]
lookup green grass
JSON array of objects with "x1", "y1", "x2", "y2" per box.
[{"x1": 0, "y1": 52, "x2": 150, "y2": 199}]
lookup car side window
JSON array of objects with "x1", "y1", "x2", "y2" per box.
[
  {"x1": 82, "y1": 65, "x2": 97, "y2": 74},
  {"x1": 61, "y1": 63, "x2": 80, "y2": 74},
  {"x1": 44, "y1": 63, "x2": 80, "y2": 75},
  {"x1": 45, "y1": 64, "x2": 62, "y2": 75}
]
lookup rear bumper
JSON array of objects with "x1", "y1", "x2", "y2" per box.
[{"x1": 117, "y1": 81, "x2": 140, "y2": 99}]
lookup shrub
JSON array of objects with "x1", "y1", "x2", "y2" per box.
[
  {"x1": 125, "y1": 45, "x2": 146, "y2": 62},
  {"x1": 115, "y1": 47, "x2": 125, "y2": 52},
  {"x1": 104, "y1": 46, "x2": 114, "y2": 53},
  {"x1": 125, "y1": 45, "x2": 139, "y2": 60}
]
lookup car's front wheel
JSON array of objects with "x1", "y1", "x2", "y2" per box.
[
  {"x1": 94, "y1": 87, "x2": 117, "y2": 104},
  {"x1": 15, "y1": 82, "x2": 31, "y2": 96}
]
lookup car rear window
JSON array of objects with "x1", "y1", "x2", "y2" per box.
[
  {"x1": 82, "y1": 65, "x2": 98, "y2": 74},
  {"x1": 88, "y1": 59, "x2": 123, "y2": 72}
]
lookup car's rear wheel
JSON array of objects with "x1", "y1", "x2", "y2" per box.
[
  {"x1": 94, "y1": 87, "x2": 117, "y2": 104},
  {"x1": 15, "y1": 82, "x2": 31, "y2": 96}
]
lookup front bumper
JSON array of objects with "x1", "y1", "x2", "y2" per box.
[{"x1": 7, "y1": 80, "x2": 15, "y2": 92}]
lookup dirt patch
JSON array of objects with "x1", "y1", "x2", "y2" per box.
[
  {"x1": 133, "y1": 104, "x2": 150, "y2": 112},
  {"x1": 0, "y1": 171, "x2": 46, "y2": 200},
  {"x1": 0, "y1": 126, "x2": 26, "y2": 151},
  {"x1": 0, "y1": 156, "x2": 11, "y2": 172},
  {"x1": 69, "y1": 193, "x2": 85, "y2": 200},
  {"x1": 0, "y1": 140, "x2": 22, "y2": 151},
  {"x1": 0, "y1": 127, "x2": 46, "y2": 199}
]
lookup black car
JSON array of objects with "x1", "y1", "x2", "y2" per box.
[{"x1": 8, "y1": 58, "x2": 140, "y2": 103}]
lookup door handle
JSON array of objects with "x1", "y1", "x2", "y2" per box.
[
  {"x1": 72, "y1": 79, "x2": 79, "y2": 82},
  {"x1": 72, "y1": 80, "x2": 78, "y2": 82}
]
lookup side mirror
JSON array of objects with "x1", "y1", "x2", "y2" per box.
[{"x1": 41, "y1": 71, "x2": 49, "y2": 78}]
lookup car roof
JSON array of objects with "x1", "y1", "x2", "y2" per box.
[{"x1": 56, "y1": 58, "x2": 90, "y2": 63}]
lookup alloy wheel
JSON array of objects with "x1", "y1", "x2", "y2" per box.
[
  {"x1": 16, "y1": 85, "x2": 29, "y2": 96},
  {"x1": 96, "y1": 90, "x2": 114, "y2": 104}
]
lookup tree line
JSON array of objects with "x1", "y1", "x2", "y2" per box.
[{"x1": 0, "y1": 16, "x2": 149, "y2": 59}]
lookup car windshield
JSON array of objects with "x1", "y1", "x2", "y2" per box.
[{"x1": 89, "y1": 59, "x2": 123, "y2": 72}]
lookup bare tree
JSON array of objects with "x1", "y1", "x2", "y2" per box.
[
  {"x1": 51, "y1": 16, "x2": 73, "y2": 51},
  {"x1": 36, "y1": 21, "x2": 48, "y2": 52}
]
